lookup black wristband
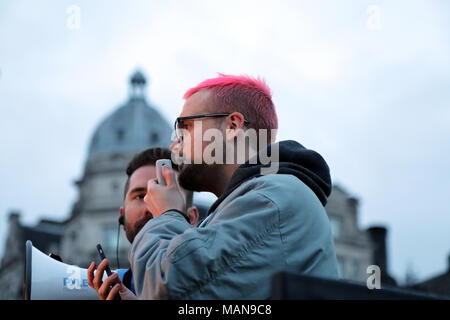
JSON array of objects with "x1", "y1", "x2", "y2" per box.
[{"x1": 162, "y1": 209, "x2": 190, "y2": 224}]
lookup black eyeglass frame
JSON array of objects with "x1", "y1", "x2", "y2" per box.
[{"x1": 173, "y1": 113, "x2": 250, "y2": 141}]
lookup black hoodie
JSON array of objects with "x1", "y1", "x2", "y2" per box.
[{"x1": 207, "y1": 140, "x2": 332, "y2": 216}]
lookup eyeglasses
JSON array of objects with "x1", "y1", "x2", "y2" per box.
[{"x1": 173, "y1": 113, "x2": 251, "y2": 142}]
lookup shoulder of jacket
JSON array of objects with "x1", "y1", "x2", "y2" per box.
[
  {"x1": 243, "y1": 173, "x2": 305, "y2": 190},
  {"x1": 237, "y1": 174, "x2": 312, "y2": 202},
  {"x1": 247, "y1": 174, "x2": 326, "y2": 220}
]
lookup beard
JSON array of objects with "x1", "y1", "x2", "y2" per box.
[
  {"x1": 125, "y1": 215, "x2": 152, "y2": 244},
  {"x1": 178, "y1": 163, "x2": 220, "y2": 192}
]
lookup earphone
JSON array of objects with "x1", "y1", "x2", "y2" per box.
[{"x1": 117, "y1": 208, "x2": 125, "y2": 268}]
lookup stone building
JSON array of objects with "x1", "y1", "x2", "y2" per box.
[
  {"x1": 325, "y1": 185, "x2": 396, "y2": 285},
  {"x1": 0, "y1": 212, "x2": 64, "y2": 299},
  {"x1": 0, "y1": 70, "x2": 396, "y2": 299},
  {"x1": 325, "y1": 185, "x2": 373, "y2": 282}
]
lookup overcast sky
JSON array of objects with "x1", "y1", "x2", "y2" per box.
[{"x1": 0, "y1": 0, "x2": 449, "y2": 284}]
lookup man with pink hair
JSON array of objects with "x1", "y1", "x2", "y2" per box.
[{"x1": 101, "y1": 73, "x2": 339, "y2": 300}]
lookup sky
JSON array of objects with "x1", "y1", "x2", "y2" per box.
[{"x1": 0, "y1": 0, "x2": 449, "y2": 284}]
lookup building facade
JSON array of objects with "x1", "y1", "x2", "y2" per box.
[
  {"x1": 325, "y1": 185, "x2": 396, "y2": 285},
  {"x1": 325, "y1": 185, "x2": 374, "y2": 282},
  {"x1": 0, "y1": 213, "x2": 64, "y2": 299}
]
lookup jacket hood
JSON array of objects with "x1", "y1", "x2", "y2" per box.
[{"x1": 207, "y1": 140, "x2": 332, "y2": 215}]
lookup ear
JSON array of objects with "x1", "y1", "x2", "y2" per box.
[
  {"x1": 225, "y1": 112, "x2": 246, "y2": 141},
  {"x1": 186, "y1": 206, "x2": 199, "y2": 226},
  {"x1": 120, "y1": 207, "x2": 125, "y2": 215}
]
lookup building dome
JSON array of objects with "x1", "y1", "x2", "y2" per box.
[
  {"x1": 72, "y1": 70, "x2": 174, "y2": 216},
  {"x1": 87, "y1": 70, "x2": 173, "y2": 162}
]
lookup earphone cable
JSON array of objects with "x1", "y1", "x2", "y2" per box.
[{"x1": 116, "y1": 222, "x2": 121, "y2": 269}]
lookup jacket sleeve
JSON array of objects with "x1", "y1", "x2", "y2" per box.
[{"x1": 128, "y1": 190, "x2": 279, "y2": 300}]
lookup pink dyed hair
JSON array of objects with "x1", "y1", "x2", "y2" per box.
[{"x1": 183, "y1": 73, "x2": 278, "y2": 142}]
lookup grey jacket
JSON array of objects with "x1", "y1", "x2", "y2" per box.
[{"x1": 129, "y1": 140, "x2": 339, "y2": 299}]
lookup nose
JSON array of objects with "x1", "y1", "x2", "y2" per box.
[
  {"x1": 170, "y1": 139, "x2": 177, "y2": 151},
  {"x1": 170, "y1": 138, "x2": 183, "y2": 153}
]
